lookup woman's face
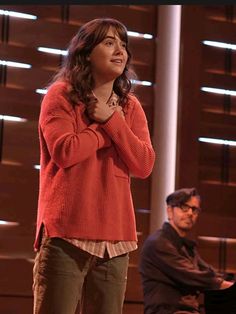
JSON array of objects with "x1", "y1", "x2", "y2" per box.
[{"x1": 89, "y1": 27, "x2": 128, "y2": 85}]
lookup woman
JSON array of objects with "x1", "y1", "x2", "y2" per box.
[{"x1": 33, "y1": 18, "x2": 155, "y2": 314}]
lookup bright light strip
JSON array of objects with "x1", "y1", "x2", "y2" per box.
[
  {"x1": 128, "y1": 31, "x2": 153, "y2": 39},
  {"x1": 0, "y1": 60, "x2": 31, "y2": 69},
  {"x1": 143, "y1": 34, "x2": 153, "y2": 39},
  {"x1": 36, "y1": 88, "x2": 47, "y2": 95},
  {"x1": 199, "y1": 137, "x2": 236, "y2": 146},
  {"x1": 0, "y1": 9, "x2": 37, "y2": 20},
  {"x1": 199, "y1": 236, "x2": 236, "y2": 243},
  {"x1": 0, "y1": 115, "x2": 26, "y2": 122},
  {"x1": 37, "y1": 47, "x2": 68, "y2": 56},
  {"x1": 36, "y1": 80, "x2": 153, "y2": 93},
  {"x1": 37, "y1": 33, "x2": 154, "y2": 59},
  {"x1": 201, "y1": 87, "x2": 236, "y2": 97},
  {"x1": 128, "y1": 31, "x2": 140, "y2": 38},
  {"x1": 34, "y1": 165, "x2": 40, "y2": 170},
  {"x1": 203, "y1": 40, "x2": 236, "y2": 50},
  {"x1": 0, "y1": 220, "x2": 19, "y2": 226},
  {"x1": 131, "y1": 79, "x2": 152, "y2": 86}
]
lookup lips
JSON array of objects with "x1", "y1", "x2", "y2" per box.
[
  {"x1": 111, "y1": 59, "x2": 123, "y2": 64},
  {"x1": 183, "y1": 220, "x2": 193, "y2": 225},
  {"x1": 182, "y1": 218, "x2": 193, "y2": 224}
]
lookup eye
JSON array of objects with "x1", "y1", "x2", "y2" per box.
[
  {"x1": 181, "y1": 205, "x2": 189, "y2": 211},
  {"x1": 104, "y1": 40, "x2": 114, "y2": 46}
]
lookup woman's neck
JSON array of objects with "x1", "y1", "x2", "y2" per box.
[{"x1": 92, "y1": 81, "x2": 114, "y2": 104}]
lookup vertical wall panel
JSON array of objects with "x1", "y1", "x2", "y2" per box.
[{"x1": 177, "y1": 5, "x2": 236, "y2": 275}]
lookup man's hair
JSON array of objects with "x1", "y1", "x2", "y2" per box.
[{"x1": 166, "y1": 188, "x2": 200, "y2": 207}]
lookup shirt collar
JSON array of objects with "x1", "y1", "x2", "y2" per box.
[{"x1": 162, "y1": 222, "x2": 196, "y2": 256}]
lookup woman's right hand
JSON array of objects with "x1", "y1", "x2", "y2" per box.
[{"x1": 87, "y1": 99, "x2": 115, "y2": 123}]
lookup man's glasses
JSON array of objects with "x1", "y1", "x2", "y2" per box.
[{"x1": 173, "y1": 203, "x2": 202, "y2": 215}]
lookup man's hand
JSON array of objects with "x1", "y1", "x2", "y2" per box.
[{"x1": 220, "y1": 280, "x2": 234, "y2": 289}]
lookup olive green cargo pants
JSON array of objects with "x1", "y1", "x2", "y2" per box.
[{"x1": 33, "y1": 237, "x2": 129, "y2": 314}]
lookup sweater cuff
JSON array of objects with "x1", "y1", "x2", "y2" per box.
[
  {"x1": 101, "y1": 110, "x2": 123, "y2": 134},
  {"x1": 87, "y1": 124, "x2": 111, "y2": 148}
]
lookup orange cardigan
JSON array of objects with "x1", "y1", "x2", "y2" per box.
[{"x1": 34, "y1": 81, "x2": 155, "y2": 250}]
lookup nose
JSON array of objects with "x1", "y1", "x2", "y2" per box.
[
  {"x1": 114, "y1": 42, "x2": 124, "y2": 55},
  {"x1": 187, "y1": 209, "x2": 193, "y2": 216},
  {"x1": 187, "y1": 208, "x2": 197, "y2": 217}
]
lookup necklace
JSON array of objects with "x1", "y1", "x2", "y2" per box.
[{"x1": 91, "y1": 90, "x2": 118, "y2": 108}]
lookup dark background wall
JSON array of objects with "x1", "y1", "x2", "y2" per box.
[
  {"x1": 177, "y1": 5, "x2": 236, "y2": 279},
  {"x1": 0, "y1": 4, "x2": 236, "y2": 314},
  {"x1": 0, "y1": 5, "x2": 157, "y2": 314}
]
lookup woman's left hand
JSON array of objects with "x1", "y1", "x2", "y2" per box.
[
  {"x1": 115, "y1": 106, "x2": 125, "y2": 120},
  {"x1": 87, "y1": 99, "x2": 115, "y2": 123}
]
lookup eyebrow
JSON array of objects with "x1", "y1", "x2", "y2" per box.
[
  {"x1": 103, "y1": 36, "x2": 116, "y2": 40},
  {"x1": 104, "y1": 36, "x2": 116, "y2": 40},
  {"x1": 104, "y1": 35, "x2": 125, "y2": 43}
]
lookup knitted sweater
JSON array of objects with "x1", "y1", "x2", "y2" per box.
[{"x1": 34, "y1": 81, "x2": 155, "y2": 250}]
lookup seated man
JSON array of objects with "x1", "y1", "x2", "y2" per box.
[{"x1": 139, "y1": 187, "x2": 234, "y2": 314}]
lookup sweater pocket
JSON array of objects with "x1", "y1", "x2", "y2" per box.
[{"x1": 113, "y1": 154, "x2": 129, "y2": 179}]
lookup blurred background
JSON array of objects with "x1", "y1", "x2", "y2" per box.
[{"x1": 0, "y1": 4, "x2": 236, "y2": 313}]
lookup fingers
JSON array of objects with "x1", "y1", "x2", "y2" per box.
[
  {"x1": 220, "y1": 280, "x2": 234, "y2": 289},
  {"x1": 87, "y1": 100, "x2": 125, "y2": 123},
  {"x1": 116, "y1": 105, "x2": 125, "y2": 119},
  {"x1": 87, "y1": 101, "x2": 114, "y2": 123}
]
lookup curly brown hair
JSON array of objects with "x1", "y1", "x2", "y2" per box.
[{"x1": 51, "y1": 18, "x2": 135, "y2": 105}]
